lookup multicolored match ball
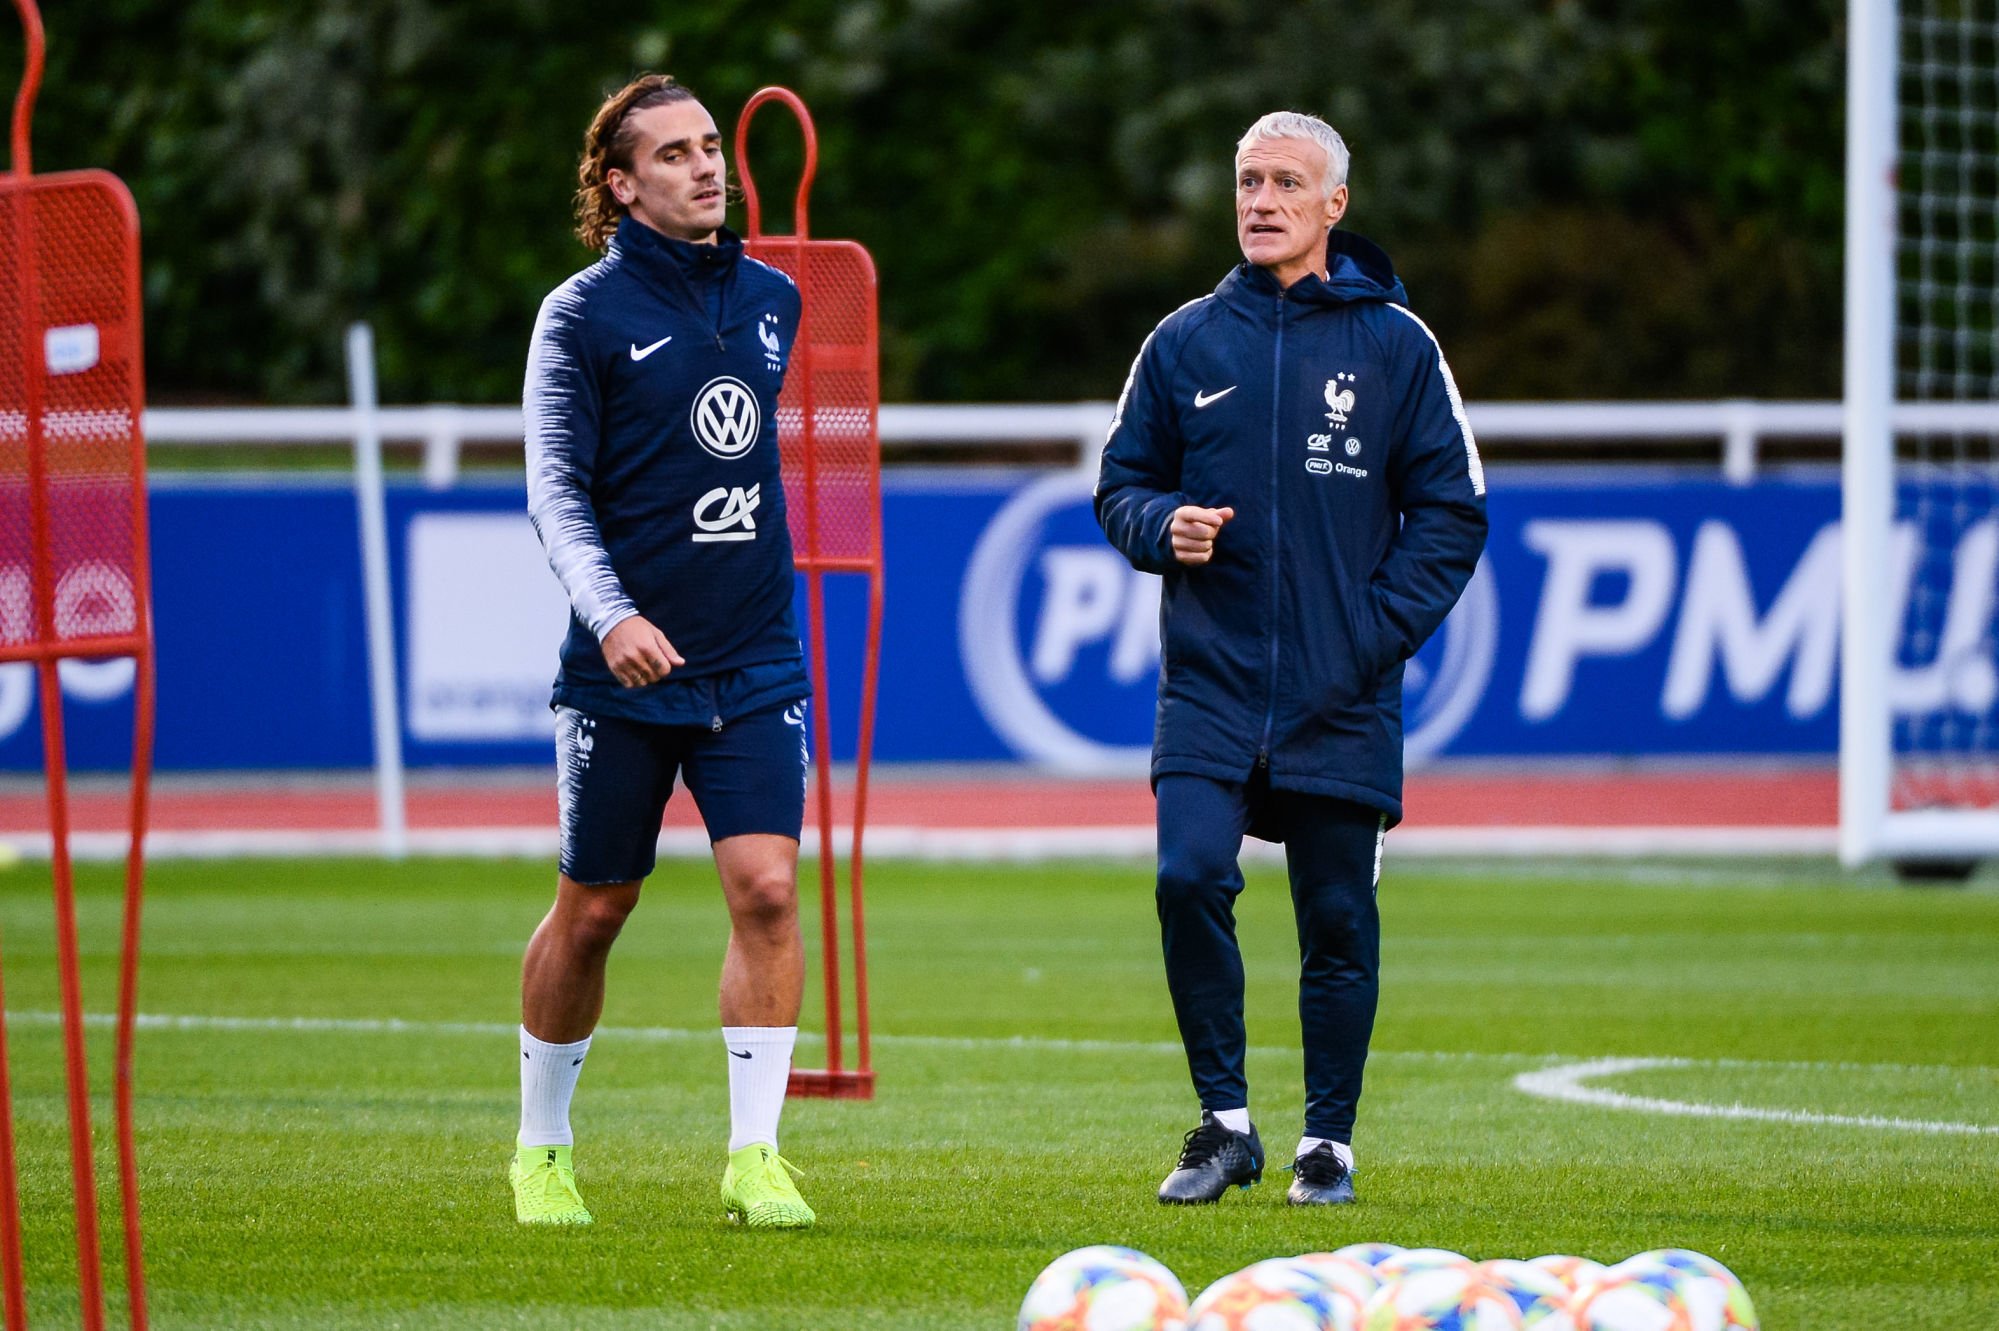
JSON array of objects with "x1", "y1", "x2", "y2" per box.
[{"x1": 1019, "y1": 1245, "x2": 1189, "y2": 1331}]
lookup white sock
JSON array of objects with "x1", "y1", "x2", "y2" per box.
[
  {"x1": 518, "y1": 1026, "x2": 592, "y2": 1147},
  {"x1": 724, "y1": 1026, "x2": 797, "y2": 1152},
  {"x1": 1297, "y1": 1135, "x2": 1354, "y2": 1170},
  {"x1": 1211, "y1": 1107, "x2": 1252, "y2": 1135}
]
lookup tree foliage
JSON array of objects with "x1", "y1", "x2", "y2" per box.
[{"x1": 2, "y1": 0, "x2": 1845, "y2": 403}]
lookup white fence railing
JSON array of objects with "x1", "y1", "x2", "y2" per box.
[{"x1": 143, "y1": 398, "x2": 1999, "y2": 488}]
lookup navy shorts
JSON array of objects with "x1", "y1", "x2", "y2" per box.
[{"x1": 555, "y1": 700, "x2": 809, "y2": 885}]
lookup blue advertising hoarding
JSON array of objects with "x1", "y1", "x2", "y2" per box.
[{"x1": 0, "y1": 466, "x2": 1886, "y2": 771}]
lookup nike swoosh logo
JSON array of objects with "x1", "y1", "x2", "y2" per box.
[
  {"x1": 728, "y1": 1049, "x2": 752, "y2": 1060},
  {"x1": 1194, "y1": 386, "x2": 1237, "y2": 408},
  {"x1": 629, "y1": 335, "x2": 673, "y2": 361}
]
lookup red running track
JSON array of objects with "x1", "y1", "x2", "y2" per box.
[{"x1": 0, "y1": 769, "x2": 1837, "y2": 837}]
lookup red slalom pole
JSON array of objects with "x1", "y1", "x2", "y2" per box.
[
  {"x1": 8, "y1": 0, "x2": 39, "y2": 177},
  {"x1": 739, "y1": 86, "x2": 878, "y2": 1099},
  {"x1": 848, "y1": 566, "x2": 884, "y2": 1073},
  {"x1": 113, "y1": 139, "x2": 156, "y2": 1331},
  {"x1": 0, "y1": 939, "x2": 25, "y2": 1330},
  {"x1": 807, "y1": 570, "x2": 843, "y2": 1074},
  {"x1": 37, "y1": 663, "x2": 107, "y2": 1331},
  {"x1": 0, "y1": 6, "x2": 42, "y2": 1322},
  {"x1": 19, "y1": 138, "x2": 106, "y2": 1324},
  {"x1": 115, "y1": 649, "x2": 155, "y2": 1330}
]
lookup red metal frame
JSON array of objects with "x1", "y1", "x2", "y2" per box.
[
  {"x1": 737, "y1": 87, "x2": 881, "y2": 1100},
  {"x1": 0, "y1": 0, "x2": 155, "y2": 1326}
]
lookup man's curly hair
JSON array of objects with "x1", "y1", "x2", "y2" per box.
[{"x1": 574, "y1": 74, "x2": 700, "y2": 251}]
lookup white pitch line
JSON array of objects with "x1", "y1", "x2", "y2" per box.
[
  {"x1": 10, "y1": 1010, "x2": 1996, "y2": 1087},
  {"x1": 15, "y1": 1011, "x2": 1999, "y2": 1135},
  {"x1": 1514, "y1": 1056, "x2": 1999, "y2": 1136}
]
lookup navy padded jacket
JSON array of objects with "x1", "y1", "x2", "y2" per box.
[
  {"x1": 1095, "y1": 231, "x2": 1487, "y2": 824},
  {"x1": 524, "y1": 217, "x2": 808, "y2": 728}
]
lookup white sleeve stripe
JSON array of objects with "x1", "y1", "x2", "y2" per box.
[
  {"x1": 524, "y1": 270, "x2": 638, "y2": 639},
  {"x1": 1388, "y1": 302, "x2": 1485, "y2": 498},
  {"x1": 1099, "y1": 295, "x2": 1212, "y2": 496},
  {"x1": 740, "y1": 254, "x2": 799, "y2": 289}
]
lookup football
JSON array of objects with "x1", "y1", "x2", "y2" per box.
[
  {"x1": 1571, "y1": 1271, "x2": 1697, "y2": 1331},
  {"x1": 1375, "y1": 1247, "x2": 1476, "y2": 1281},
  {"x1": 1526, "y1": 1256, "x2": 1610, "y2": 1292},
  {"x1": 1019, "y1": 1245, "x2": 1190, "y2": 1331},
  {"x1": 1189, "y1": 1257, "x2": 1356, "y2": 1331},
  {"x1": 1290, "y1": 1251, "x2": 1383, "y2": 1323},
  {"x1": 1333, "y1": 1243, "x2": 1406, "y2": 1270},
  {"x1": 1361, "y1": 1266, "x2": 1525, "y2": 1331},
  {"x1": 1606, "y1": 1250, "x2": 1756, "y2": 1331},
  {"x1": 1478, "y1": 1259, "x2": 1577, "y2": 1331}
]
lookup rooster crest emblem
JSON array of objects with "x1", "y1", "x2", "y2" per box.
[
  {"x1": 758, "y1": 312, "x2": 784, "y2": 370},
  {"x1": 1324, "y1": 372, "x2": 1357, "y2": 429}
]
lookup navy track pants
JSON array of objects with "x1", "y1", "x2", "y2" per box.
[{"x1": 1154, "y1": 772, "x2": 1385, "y2": 1143}]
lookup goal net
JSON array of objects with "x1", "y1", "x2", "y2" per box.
[{"x1": 1844, "y1": 0, "x2": 1999, "y2": 862}]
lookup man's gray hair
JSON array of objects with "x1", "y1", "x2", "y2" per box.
[{"x1": 1235, "y1": 111, "x2": 1350, "y2": 196}]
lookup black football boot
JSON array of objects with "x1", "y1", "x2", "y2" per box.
[
  {"x1": 1157, "y1": 1111, "x2": 1263, "y2": 1204},
  {"x1": 1284, "y1": 1141, "x2": 1357, "y2": 1205}
]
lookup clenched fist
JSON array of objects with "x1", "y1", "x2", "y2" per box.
[
  {"x1": 601, "y1": 615, "x2": 685, "y2": 688},
  {"x1": 1170, "y1": 505, "x2": 1236, "y2": 566}
]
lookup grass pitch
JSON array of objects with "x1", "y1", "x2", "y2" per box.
[{"x1": 1, "y1": 853, "x2": 1995, "y2": 1327}]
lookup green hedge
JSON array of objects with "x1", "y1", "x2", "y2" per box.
[{"x1": 3, "y1": 0, "x2": 1845, "y2": 405}]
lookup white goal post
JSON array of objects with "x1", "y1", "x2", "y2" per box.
[
  {"x1": 1842, "y1": 0, "x2": 1898, "y2": 865},
  {"x1": 1843, "y1": 0, "x2": 1999, "y2": 864}
]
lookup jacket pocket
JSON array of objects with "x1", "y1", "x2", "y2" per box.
[
  {"x1": 1318, "y1": 588, "x2": 1399, "y2": 718},
  {"x1": 1352, "y1": 587, "x2": 1403, "y2": 683}
]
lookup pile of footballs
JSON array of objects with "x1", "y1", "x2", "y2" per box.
[{"x1": 1017, "y1": 1241, "x2": 1758, "y2": 1331}]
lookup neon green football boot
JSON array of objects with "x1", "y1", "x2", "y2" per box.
[
  {"x1": 510, "y1": 1143, "x2": 593, "y2": 1226},
  {"x1": 720, "y1": 1143, "x2": 815, "y2": 1229}
]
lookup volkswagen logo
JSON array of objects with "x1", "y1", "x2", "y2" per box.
[{"x1": 690, "y1": 376, "x2": 760, "y2": 459}]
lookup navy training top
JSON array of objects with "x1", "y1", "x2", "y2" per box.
[{"x1": 524, "y1": 216, "x2": 809, "y2": 728}]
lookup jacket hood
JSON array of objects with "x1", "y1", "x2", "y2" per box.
[{"x1": 1222, "y1": 229, "x2": 1407, "y2": 309}]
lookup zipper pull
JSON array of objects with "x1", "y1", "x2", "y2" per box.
[
  {"x1": 711, "y1": 714, "x2": 724, "y2": 733},
  {"x1": 712, "y1": 333, "x2": 725, "y2": 351},
  {"x1": 1257, "y1": 750, "x2": 1269, "y2": 769}
]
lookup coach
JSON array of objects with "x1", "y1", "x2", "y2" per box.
[{"x1": 1095, "y1": 111, "x2": 1487, "y2": 1206}]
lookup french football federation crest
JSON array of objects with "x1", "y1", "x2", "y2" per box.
[
  {"x1": 1324, "y1": 372, "x2": 1357, "y2": 429},
  {"x1": 758, "y1": 311, "x2": 784, "y2": 371}
]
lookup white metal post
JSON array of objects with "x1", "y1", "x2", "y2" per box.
[
  {"x1": 421, "y1": 409, "x2": 460, "y2": 490},
  {"x1": 1720, "y1": 399, "x2": 1759, "y2": 484},
  {"x1": 346, "y1": 322, "x2": 409, "y2": 858},
  {"x1": 1841, "y1": 0, "x2": 1898, "y2": 867}
]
